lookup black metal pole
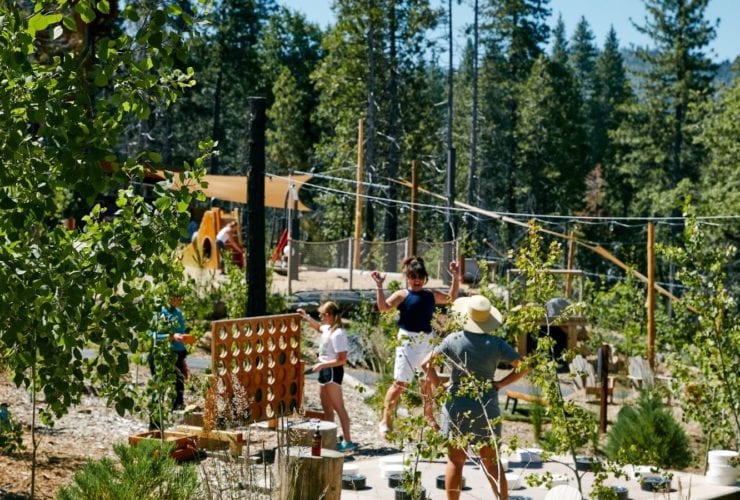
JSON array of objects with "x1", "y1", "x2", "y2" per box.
[
  {"x1": 246, "y1": 97, "x2": 266, "y2": 317},
  {"x1": 443, "y1": 0, "x2": 456, "y2": 284}
]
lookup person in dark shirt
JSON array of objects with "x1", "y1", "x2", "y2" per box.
[
  {"x1": 422, "y1": 295, "x2": 528, "y2": 500},
  {"x1": 371, "y1": 256, "x2": 460, "y2": 439}
]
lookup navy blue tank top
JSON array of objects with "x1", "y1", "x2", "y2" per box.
[{"x1": 397, "y1": 289, "x2": 436, "y2": 333}]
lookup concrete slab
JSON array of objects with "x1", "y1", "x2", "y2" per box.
[{"x1": 337, "y1": 452, "x2": 740, "y2": 499}]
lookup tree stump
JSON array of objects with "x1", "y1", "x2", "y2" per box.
[
  {"x1": 278, "y1": 447, "x2": 344, "y2": 500},
  {"x1": 280, "y1": 420, "x2": 338, "y2": 450}
]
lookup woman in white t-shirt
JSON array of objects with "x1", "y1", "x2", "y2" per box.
[{"x1": 297, "y1": 302, "x2": 356, "y2": 452}]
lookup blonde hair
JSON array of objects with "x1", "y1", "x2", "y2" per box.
[{"x1": 318, "y1": 301, "x2": 342, "y2": 331}]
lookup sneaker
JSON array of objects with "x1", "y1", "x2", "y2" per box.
[{"x1": 336, "y1": 440, "x2": 358, "y2": 452}]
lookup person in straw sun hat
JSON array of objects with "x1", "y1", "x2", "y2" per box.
[{"x1": 422, "y1": 294, "x2": 528, "y2": 500}]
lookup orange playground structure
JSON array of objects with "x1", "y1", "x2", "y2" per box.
[{"x1": 181, "y1": 207, "x2": 243, "y2": 270}]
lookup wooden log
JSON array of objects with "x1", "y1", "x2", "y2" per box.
[
  {"x1": 278, "y1": 447, "x2": 344, "y2": 500},
  {"x1": 175, "y1": 424, "x2": 245, "y2": 456},
  {"x1": 504, "y1": 389, "x2": 548, "y2": 413}
]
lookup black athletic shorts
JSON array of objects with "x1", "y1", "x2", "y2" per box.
[{"x1": 318, "y1": 365, "x2": 344, "y2": 385}]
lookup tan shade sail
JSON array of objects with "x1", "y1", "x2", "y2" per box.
[{"x1": 167, "y1": 172, "x2": 312, "y2": 211}]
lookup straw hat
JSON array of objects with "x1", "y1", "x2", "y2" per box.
[{"x1": 452, "y1": 295, "x2": 503, "y2": 334}]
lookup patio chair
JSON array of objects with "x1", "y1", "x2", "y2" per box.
[
  {"x1": 627, "y1": 356, "x2": 655, "y2": 390},
  {"x1": 569, "y1": 354, "x2": 614, "y2": 403}
]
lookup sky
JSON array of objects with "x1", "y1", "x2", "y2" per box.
[{"x1": 278, "y1": 0, "x2": 739, "y2": 63}]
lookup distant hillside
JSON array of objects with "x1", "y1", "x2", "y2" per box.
[{"x1": 621, "y1": 47, "x2": 738, "y2": 96}]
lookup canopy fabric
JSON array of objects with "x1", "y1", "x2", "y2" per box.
[{"x1": 167, "y1": 172, "x2": 312, "y2": 211}]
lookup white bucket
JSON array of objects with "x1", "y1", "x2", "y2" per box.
[
  {"x1": 379, "y1": 462, "x2": 410, "y2": 478},
  {"x1": 706, "y1": 449, "x2": 738, "y2": 486},
  {"x1": 706, "y1": 471, "x2": 737, "y2": 486},
  {"x1": 505, "y1": 472, "x2": 522, "y2": 489},
  {"x1": 708, "y1": 449, "x2": 738, "y2": 465},
  {"x1": 706, "y1": 464, "x2": 737, "y2": 486},
  {"x1": 343, "y1": 463, "x2": 360, "y2": 475}
]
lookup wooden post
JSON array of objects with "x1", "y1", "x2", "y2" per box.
[
  {"x1": 565, "y1": 230, "x2": 576, "y2": 298},
  {"x1": 646, "y1": 222, "x2": 656, "y2": 369},
  {"x1": 409, "y1": 159, "x2": 418, "y2": 257},
  {"x1": 353, "y1": 119, "x2": 364, "y2": 269},
  {"x1": 287, "y1": 174, "x2": 299, "y2": 282},
  {"x1": 279, "y1": 447, "x2": 344, "y2": 500},
  {"x1": 599, "y1": 344, "x2": 610, "y2": 433},
  {"x1": 246, "y1": 96, "x2": 266, "y2": 317}
]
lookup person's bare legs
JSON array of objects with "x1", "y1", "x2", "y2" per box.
[
  {"x1": 323, "y1": 382, "x2": 351, "y2": 442},
  {"x1": 380, "y1": 380, "x2": 407, "y2": 435},
  {"x1": 445, "y1": 445, "x2": 467, "y2": 500},
  {"x1": 319, "y1": 384, "x2": 335, "y2": 422},
  {"x1": 479, "y1": 444, "x2": 508, "y2": 500},
  {"x1": 420, "y1": 378, "x2": 439, "y2": 429}
]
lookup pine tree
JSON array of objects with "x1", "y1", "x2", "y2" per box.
[
  {"x1": 267, "y1": 68, "x2": 310, "y2": 172},
  {"x1": 476, "y1": 0, "x2": 551, "y2": 246},
  {"x1": 311, "y1": 0, "x2": 440, "y2": 242},
  {"x1": 515, "y1": 55, "x2": 588, "y2": 214},
  {"x1": 550, "y1": 15, "x2": 569, "y2": 66},
  {"x1": 261, "y1": 7, "x2": 324, "y2": 172},
  {"x1": 612, "y1": 0, "x2": 717, "y2": 216}
]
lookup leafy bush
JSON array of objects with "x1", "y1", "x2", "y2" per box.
[
  {"x1": 604, "y1": 391, "x2": 691, "y2": 469},
  {"x1": 57, "y1": 441, "x2": 199, "y2": 500},
  {"x1": 0, "y1": 404, "x2": 24, "y2": 455}
]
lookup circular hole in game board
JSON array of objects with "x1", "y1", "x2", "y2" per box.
[
  {"x1": 279, "y1": 351, "x2": 287, "y2": 365},
  {"x1": 254, "y1": 387, "x2": 262, "y2": 403},
  {"x1": 242, "y1": 358, "x2": 252, "y2": 372}
]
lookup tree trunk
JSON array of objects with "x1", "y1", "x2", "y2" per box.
[{"x1": 384, "y1": 0, "x2": 399, "y2": 270}]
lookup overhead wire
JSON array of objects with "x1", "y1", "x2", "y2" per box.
[{"x1": 283, "y1": 170, "x2": 740, "y2": 226}]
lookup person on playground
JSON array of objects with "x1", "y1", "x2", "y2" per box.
[
  {"x1": 421, "y1": 295, "x2": 528, "y2": 500},
  {"x1": 371, "y1": 256, "x2": 460, "y2": 439},
  {"x1": 297, "y1": 301, "x2": 357, "y2": 452},
  {"x1": 216, "y1": 220, "x2": 243, "y2": 270}
]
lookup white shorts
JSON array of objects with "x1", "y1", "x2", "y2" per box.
[{"x1": 393, "y1": 328, "x2": 433, "y2": 383}]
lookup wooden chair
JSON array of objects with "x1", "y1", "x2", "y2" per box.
[
  {"x1": 569, "y1": 354, "x2": 615, "y2": 403},
  {"x1": 627, "y1": 356, "x2": 655, "y2": 390}
]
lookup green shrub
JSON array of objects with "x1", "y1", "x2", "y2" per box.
[
  {"x1": 57, "y1": 441, "x2": 199, "y2": 500},
  {"x1": 0, "y1": 404, "x2": 24, "y2": 455},
  {"x1": 604, "y1": 391, "x2": 691, "y2": 469}
]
